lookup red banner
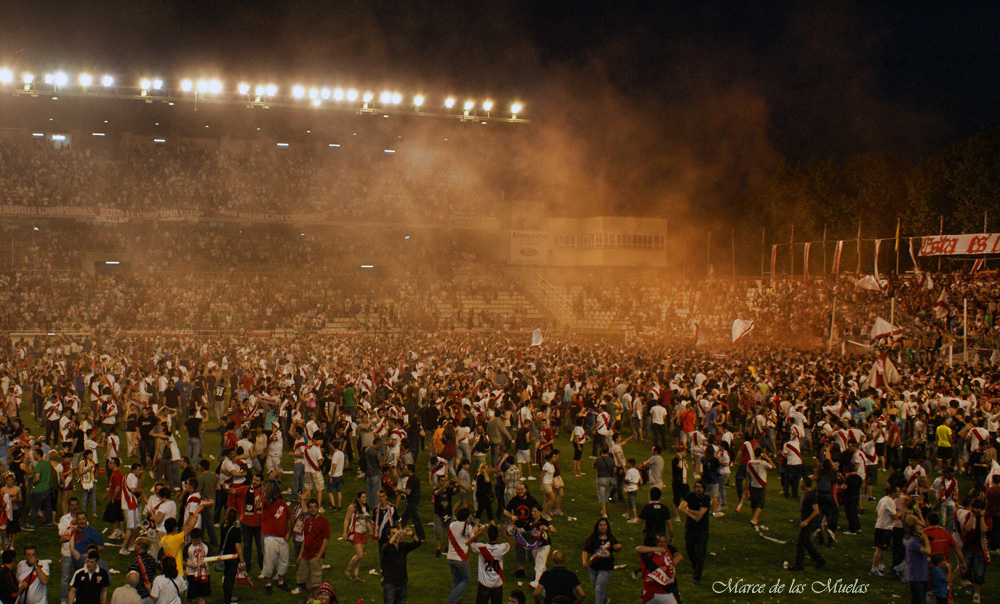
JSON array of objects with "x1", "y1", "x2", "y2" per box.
[{"x1": 919, "y1": 233, "x2": 1000, "y2": 256}]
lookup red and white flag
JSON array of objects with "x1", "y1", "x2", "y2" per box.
[
  {"x1": 933, "y1": 289, "x2": 950, "y2": 320},
  {"x1": 732, "y1": 319, "x2": 755, "y2": 345},
  {"x1": 832, "y1": 240, "x2": 844, "y2": 275}
]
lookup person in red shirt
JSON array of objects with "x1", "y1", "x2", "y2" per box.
[
  {"x1": 985, "y1": 475, "x2": 1000, "y2": 551},
  {"x1": 228, "y1": 473, "x2": 264, "y2": 573},
  {"x1": 260, "y1": 475, "x2": 292, "y2": 594},
  {"x1": 923, "y1": 511, "x2": 965, "y2": 601},
  {"x1": 294, "y1": 499, "x2": 330, "y2": 600},
  {"x1": 102, "y1": 457, "x2": 125, "y2": 540}
]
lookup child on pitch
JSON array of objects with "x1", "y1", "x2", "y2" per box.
[
  {"x1": 185, "y1": 528, "x2": 210, "y2": 604},
  {"x1": 623, "y1": 458, "x2": 642, "y2": 523}
]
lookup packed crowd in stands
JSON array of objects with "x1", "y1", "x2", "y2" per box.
[{"x1": 0, "y1": 138, "x2": 497, "y2": 221}]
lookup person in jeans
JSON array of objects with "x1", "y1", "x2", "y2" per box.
[
  {"x1": 593, "y1": 448, "x2": 616, "y2": 519},
  {"x1": 581, "y1": 518, "x2": 621, "y2": 604},
  {"x1": 677, "y1": 479, "x2": 711, "y2": 586},
  {"x1": 788, "y1": 477, "x2": 825, "y2": 571},
  {"x1": 26, "y1": 450, "x2": 54, "y2": 530},
  {"x1": 380, "y1": 526, "x2": 422, "y2": 604},
  {"x1": 445, "y1": 508, "x2": 474, "y2": 604}
]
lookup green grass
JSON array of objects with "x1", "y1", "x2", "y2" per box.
[{"x1": 21, "y1": 410, "x2": 997, "y2": 604}]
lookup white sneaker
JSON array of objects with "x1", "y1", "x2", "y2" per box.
[
  {"x1": 118, "y1": 547, "x2": 129, "y2": 555},
  {"x1": 290, "y1": 587, "x2": 302, "y2": 595},
  {"x1": 526, "y1": 476, "x2": 536, "y2": 481}
]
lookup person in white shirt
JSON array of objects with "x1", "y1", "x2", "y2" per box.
[
  {"x1": 326, "y1": 439, "x2": 345, "y2": 511},
  {"x1": 623, "y1": 458, "x2": 642, "y2": 522},
  {"x1": 747, "y1": 448, "x2": 774, "y2": 528},
  {"x1": 871, "y1": 484, "x2": 903, "y2": 576},
  {"x1": 303, "y1": 434, "x2": 326, "y2": 509},
  {"x1": 571, "y1": 417, "x2": 587, "y2": 477},
  {"x1": 540, "y1": 450, "x2": 559, "y2": 517},
  {"x1": 467, "y1": 524, "x2": 510, "y2": 604},
  {"x1": 265, "y1": 421, "x2": 284, "y2": 475},
  {"x1": 445, "y1": 508, "x2": 476, "y2": 604},
  {"x1": 150, "y1": 556, "x2": 187, "y2": 604},
  {"x1": 649, "y1": 402, "x2": 668, "y2": 449},
  {"x1": 16, "y1": 545, "x2": 50, "y2": 604}
]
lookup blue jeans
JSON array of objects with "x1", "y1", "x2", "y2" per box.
[
  {"x1": 588, "y1": 568, "x2": 612, "y2": 604},
  {"x1": 81, "y1": 486, "x2": 97, "y2": 516},
  {"x1": 366, "y1": 474, "x2": 381, "y2": 510},
  {"x1": 447, "y1": 560, "x2": 470, "y2": 604},
  {"x1": 28, "y1": 489, "x2": 52, "y2": 527},
  {"x1": 187, "y1": 437, "x2": 202, "y2": 467},
  {"x1": 383, "y1": 582, "x2": 408, "y2": 604},
  {"x1": 61, "y1": 555, "x2": 73, "y2": 602}
]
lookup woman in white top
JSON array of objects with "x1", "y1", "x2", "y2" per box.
[{"x1": 150, "y1": 556, "x2": 188, "y2": 604}]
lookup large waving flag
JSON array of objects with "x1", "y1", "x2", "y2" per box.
[
  {"x1": 530, "y1": 328, "x2": 543, "y2": 347},
  {"x1": 731, "y1": 319, "x2": 755, "y2": 345},
  {"x1": 933, "y1": 290, "x2": 950, "y2": 320},
  {"x1": 869, "y1": 317, "x2": 901, "y2": 341}
]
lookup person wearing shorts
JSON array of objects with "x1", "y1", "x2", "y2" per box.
[{"x1": 294, "y1": 499, "x2": 329, "y2": 599}]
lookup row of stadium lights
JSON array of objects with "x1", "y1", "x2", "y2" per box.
[{"x1": 0, "y1": 69, "x2": 524, "y2": 118}]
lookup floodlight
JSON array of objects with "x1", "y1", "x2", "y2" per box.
[
  {"x1": 333, "y1": 88, "x2": 345, "y2": 101},
  {"x1": 292, "y1": 85, "x2": 305, "y2": 98},
  {"x1": 101, "y1": 75, "x2": 114, "y2": 87},
  {"x1": 254, "y1": 85, "x2": 265, "y2": 96},
  {"x1": 0, "y1": 69, "x2": 11, "y2": 84},
  {"x1": 511, "y1": 102, "x2": 523, "y2": 115},
  {"x1": 445, "y1": 97, "x2": 455, "y2": 108},
  {"x1": 265, "y1": 84, "x2": 277, "y2": 96},
  {"x1": 140, "y1": 79, "x2": 152, "y2": 90},
  {"x1": 380, "y1": 91, "x2": 391, "y2": 104},
  {"x1": 196, "y1": 79, "x2": 209, "y2": 93},
  {"x1": 78, "y1": 74, "x2": 92, "y2": 87},
  {"x1": 464, "y1": 100, "x2": 474, "y2": 111},
  {"x1": 483, "y1": 100, "x2": 493, "y2": 112},
  {"x1": 53, "y1": 72, "x2": 68, "y2": 86},
  {"x1": 44, "y1": 73, "x2": 54, "y2": 85},
  {"x1": 180, "y1": 79, "x2": 193, "y2": 92},
  {"x1": 413, "y1": 95, "x2": 424, "y2": 107},
  {"x1": 23, "y1": 73, "x2": 34, "y2": 85},
  {"x1": 391, "y1": 93, "x2": 401, "y2": 104},
  {"x1": 363, "y1": 92, "x2": 373, "y2": 103},
  {"x1": 311, "y1": 98, "x2": 320, "y2": 106},
  {"x1": 152, "y1": 79, "x2": 163, "y2": 90},
  {"x1": 308, "y1": 88, "x2": 318, "y2": 99},
  {"x1": 321, "y1": 88, "x2": 331, "y2": 100},
  {"x1": 346, "y1": 89, "x2": 358, "y2": 101},
  {"x1": 209, "y1": 79, "x2": 223, "y2": 94},
  {"x1": 238, "y1": 82, "x2": 250, "y2": 95}
]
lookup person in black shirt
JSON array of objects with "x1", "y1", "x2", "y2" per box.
[
  {"x1": 842, "y1": 462, "x2": 864, "y2": 535},
  {"x1": 185, "y1": 411, "x2": 203, "y2": 467},
  {"x1": 677, "y1": 480, "x2": 710, "y2": 585},
  {"x1": 432, "y1": 479, "x2": 457, "y2": 556},
  {"x1": 581, "y1": 518, "x2": 621, "y2": 604},
  {"x1": 137, "y1": 408, "x2": 158, "y2": 468},
  {"x1": 637, "y1": 487, "x2": 672, "y2": 546},
  {"x1": 534, "y1": 550, "x2": 584, "y2": 604},
  {"x1": 789, "y1": 476, "x2": 825, "y2": 571},
  {"x1": 380, "y1": 526, "x2": 422, "y2": 604},
  {"x1": 505, "y1": 482, "x2": 540, "y2": 577},
  {"x1": 671, "y1": 447, "x2": 689, "y2": 516},
  {"x1": 396, "y1": 465, "x2": 425, "y2": 541},
  {"x1": 0, "y1": 549, "x2": 19, "y2": 604},
  {"x1": 219, "y1": 508, "x2": 245, "y2": 604},
  {"x1": 68, "y1": 548, "x2": 110, "y2": 604}
]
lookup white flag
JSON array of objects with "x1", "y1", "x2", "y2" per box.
[
  {"x1": 869, "y1": 317, "x2": 901, "y2": 341},
  {"x1": 530, "y1": 328, "x2": 543, "y2": 347},
  {"x1": 854, "y1": 275, "x2": 884, "y2": 291},
  {"x1": 933, "y1": 290, "x2": 950, "y2": 320},
  {"x1": 731, "y1": 319, "x2": 755, "y2": 345}
]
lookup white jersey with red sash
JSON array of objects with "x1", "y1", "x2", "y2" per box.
[
  {"x1": 903, "y1": 465, "x2": 926, "y2": 494},
  {"x1": 304, "y1": 443, "x2": 324, "y2": 474},
  {"x1": 122, "y1": 472, "x2": 140, "y2": 510},
  {"x1": 446, "y1": 520, "x2": 474, "y2": 562},
  {"x1": 739, "y1": 440, "x2": 756, "y2": 466},
  {"x1": 847, "y1": 428, "x2": 865, "y2": 445},
  {"x1": 472, "y1": 541, "x2": 510, "y2": 588},
  {"x1": 969, "y1": 427, "x2": 989, "y2": 452},
  {"x1": 931, "y1": 476, "x2": 959, "y2": 504},
  {"x1": 747, "y1": 459, "x2": 769, "y2": 488},
  {"x1": 832, "y1": 429, "x2": 848, "y2": 451},
  {"x1": 782, "y1": 439, "x2": 802, "y2": 466},
  {"x1": 861, "y1": 440, "x2": 878, "y2": 466},
  {"x1": 0, "y1": 493, "x2": 11, "y2": 531}
]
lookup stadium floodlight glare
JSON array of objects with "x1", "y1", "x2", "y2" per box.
[
  {"x1": 363, "y1": 92, "x2": 374, "y2": 103},
  {"x1": 391, "y1": 92, "x2": 402, "y2": 104},
  {"x1": 311, "y1": 98, "x2": 320, "y2": 106},
  {"x1": 0, "y1": 68, "x2": 13, "y2": 84},
  {"x1": 237, "y1": 82, "x2": 250, "y2": 95},
  {"x1": 44, "y1": 73, "x2": 54, "y2": 85},
  {"x1": 413, "y1": 95, "x2": 424, "y2": 107},
  {"x1": 511, "y1": 102, "x2": 523, "y2": 115},
  {"x1": 464, "y1": 100, "x2": 475, "y2": 111},
  {"x1": 209, "y1": 79, "x2": 223, "y2": 94},
  {"x1": 292, "y1": 85, "x2": 306, "y2": 98},
  {"x1": 196, "y1": 79, "x2": 209, "y2": 93},
  {"x1": 482, "y1": 100, "x2": 493, "y2": 112},
  {"x1": 333, "y1": 88, "x2": 344, "y2": 101},
  {"x1": 308, "y1": 87, "x2": 319, "y2": 99},
  {"x1": 180, "y1": 79, "x2": 193, "y2": 92},
  {"x1": 346, "y1": 89, "x2": 358, "y2": 102},
  {"x1": 445, "y1": 97, "x2": 455, "y2": 108},
  {"x1": 23, "y1": 73, "x2": 34, "y2": 85},
  {"x1": 53, "y1": 72, "x2": 68, "y2": 86},
  {"x1": 140, "y1": 78, "x2": 152, "y2": 90},
  {"x1": 101, "y1": 75, "x2": 114, "y2": 87},
  {"x1": 265, "y1": 84, "x2": 277, "y2": 96},
  {"x1": 321, "y1": 88, "x2": 331, "y2": 100},
  {"x1": 254, "y1": 85, "x2": 265, "y2": 96},
  {"x1": 379, "y1": 91, "x2": 391, "y2": 104},
  {"x1": 78, "y1": 74, "x2": 92, "y2": 87},
  {"x1": 152, "y1": 79, "x2": 163, "y2": 90}
]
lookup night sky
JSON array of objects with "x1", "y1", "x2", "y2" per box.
[{"x1": 4, "y1": 1, "x2": 1000, "y2": 215}]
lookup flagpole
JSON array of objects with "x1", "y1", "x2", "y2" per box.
[
  {"x1": 856, "y1": 221, "x2": 862, "y2": 275},
  {"x1": 823, "y1": 223, "x2": 828, "y2": 275},
  {"x1": 964, "y1": 298, "x2": 968, "y2": 364},
  {"x1": 938, "y1": 215, "x2": 943, "y2": 272},
  {"x1": 790, "y1": 224, "x2": 795, "y2": 279},
  {"x1": 761, "y1": 227, "x2": 765, "y2": 276},
  {"x1": 707, "y1": 231, "x2": 711, "y2": 277},
  {"x1": 895, "y1": 217, "x2": 900, "y2": 274},
  {"x1": 828, "y1": 296, "x2": 836, "y2": 353}
]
